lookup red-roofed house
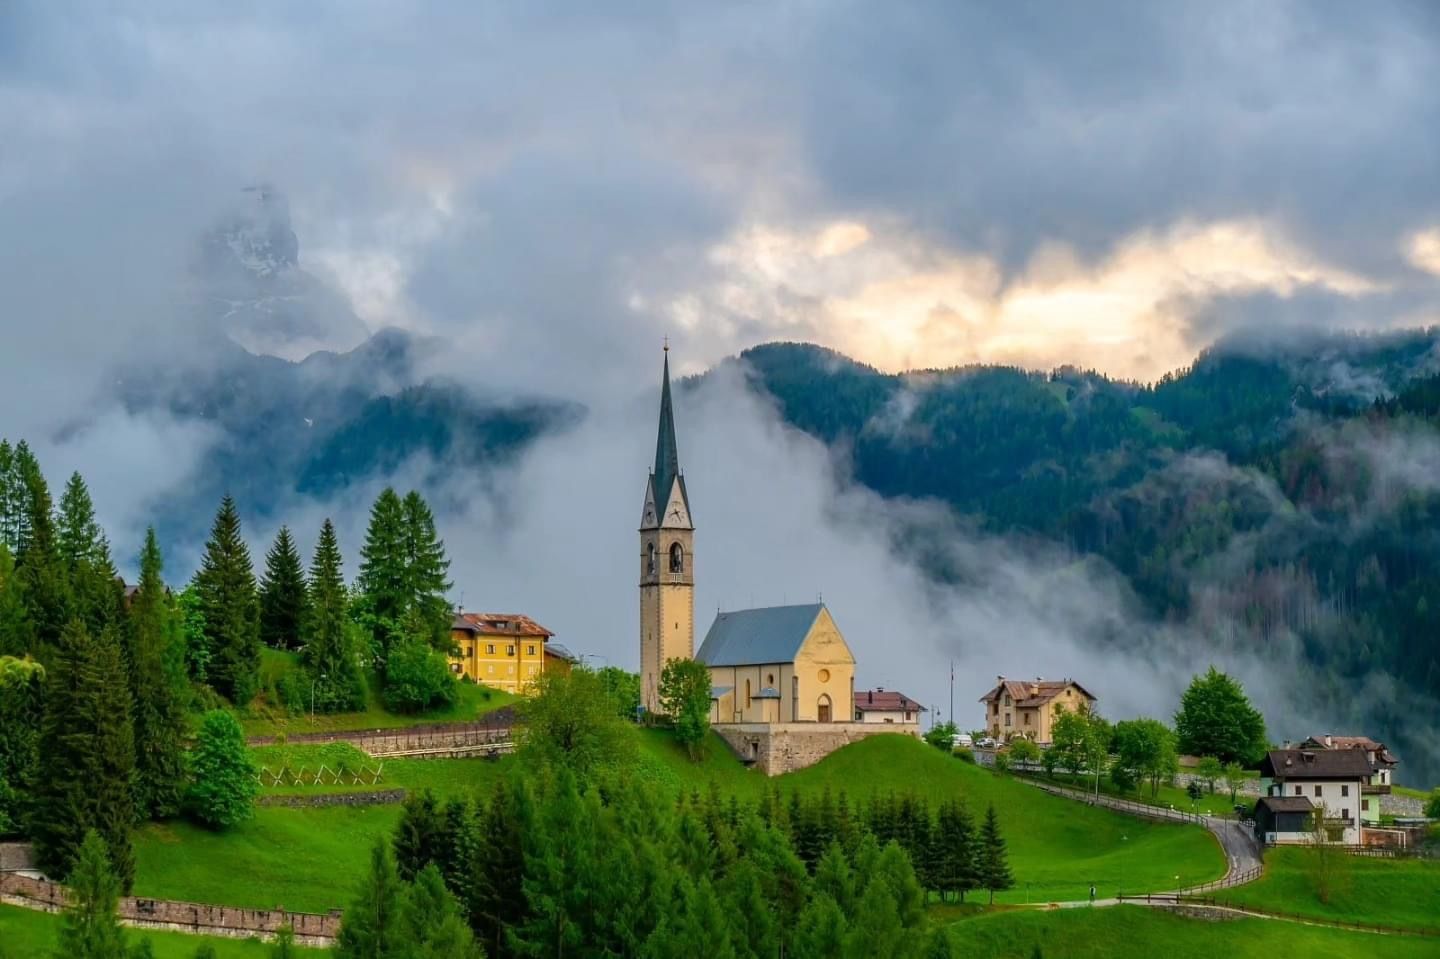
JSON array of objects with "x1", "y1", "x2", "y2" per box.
[
  {"x1": 853, "y1": 689, "x2": 924, "y2": 730},
  {"x1": 979, "y1": 675, "x2": 1097, "y2": 744},
  {"x1": 450, "y1": 611, "x2": 555, "y2": 693}
]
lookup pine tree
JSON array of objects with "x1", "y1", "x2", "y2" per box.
[
  {"x1": 721, "y1": 859, "x2": 777, "y2": 959},
  {"x1": 0, "y1": 440, "x2": 35, "y2": 554},
  {"x1": 472, "y1": 777, "x2": 531, "y2": 958},
  {"x1": 32, "y1": 621, "x2": 136, "y2": 891},
  {"x1": 932, "y1": 799, "x2": 979, "y2": 903},
  {"x1": 258, "y1": 527, "x2": 307, "y2": 651},
  {"x1": 126, "y1": 528, "x2": 188, "y2": 820},
  {"x1": 842, "y1": 878, "x2": 906, "y2": 959},
  {"x1": 14, "y1": 450, "x2": 71, "y2": 658},
  {"x1": 397, "y1": 864, "x2": 483, "y2": 959},
  {"x1": 400, "y1": 491, "x2": 452, "y2": 650},
  {"x1": 56, "y1": 473, "x2": 121, "y2": 639},
  {"x1": 300, "y1": 520, "x2": 365, "y2": 712},
  {"x1": 0, "y1": 543, "x2": 34, "y2": 656},
  {"x1": 393, "y1": 788, "x2": 446, "y2": 882},
  {"x1": 813, "y1": 841, "x2": 856, "y2": 912},
  {"x1": 978, "y1": 804, "x2": 1014, "y2": 905},
  {"x1": 356, "y1": 488, "x2": 407, "y2": 664},
  {"x1": 642, "y1": 878, "x2": 735, "y2": 959},
  {"x1": 55, "y1": 829, "x2": 129, "y2": 959},
  {"x1": 335, "y1": 841, "x2": 404, "y2": 959},
  {"x1": 192, "y1": 496, "x2": 259, "y2": 704}
]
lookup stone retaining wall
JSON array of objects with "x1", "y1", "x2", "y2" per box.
[
  {"x1": 259, "y1": 788, "x2": 407, "y2": 807},
  {"x1": 0, "y1": 873, "x2": 340, "y2": 946},
  {"x1": 0, "y1": 842, "x2": 35, "y2": 872},
  {"x1": 712, "y1": 722, "x2": 920, "y2": 776}
]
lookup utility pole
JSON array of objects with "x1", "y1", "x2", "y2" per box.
[{"x1": 949, "y1": 660, "x2": 954, "y2": 726}]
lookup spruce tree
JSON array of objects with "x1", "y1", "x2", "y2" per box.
[
  {"x1": 0, "y1": 544, "x2": 34, "y2": 656},
  {"x1": 978, "y1": 804, "x2": 1014, "y2": 904},
  {"x1": 32, "y1": 621, "x2": 136, "y2": 890},
  {"x1": 14, "y1": 451, "x2": 71, "y2": 658},
  {"x1": 400, "y1": 491, "x2": 452, "y2": 650},
  {"x1": 192, "y1": 496, "x2": 259, "y2": 704},
  {"x1": 126, "y1": 528, "x2": 188, "y2": 820},
  {"x1": 300, "y1": 520, "x2": 365, "y2": 712},
  {"x1": 933, "y1": 799, "x2": 978, "y2": 903},
  {"x1": 393, "y1": 788, "x2": 446, "y2": 882},
  {"x1": 397, "y1": 864, "x2": 482, "y2": 958},
  {"x1": 0, "y1": 441, "x2": 36, "y2": 554},
  {"x1": 55, "y1": 829, "x2": 129, "y2": 959},
  {"x1": 356, "y1": 488, "x2": 407, "y2": 664},
  {"x1": 258, "y1": 526, "x2": 307, "y2": 651},
  {"x1": 185, "y1": 710, "x2": 257, "y2": 829},
  {"x1": 56, "y1": 473, "x2": 121, "y2": 639},
  {"x1": 791, "y1": 893, "x2": 847, "y2": 959},
  {"x1": 335, "y1": 841, "x2": 404, "y2": 959}
]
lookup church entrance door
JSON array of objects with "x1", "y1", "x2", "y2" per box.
[{"x1": 817, "y1": 694, "x2": 832, "y2": 723}]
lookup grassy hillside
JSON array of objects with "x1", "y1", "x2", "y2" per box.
[
  {"x1": 942, "y1": 904, "x2": 1440, "y2": 958},
  {"x1": 134, "y1": 806, "x2": 401, "y2": 913},
  {"x1": 638, "y1": 730, "x2": 1226, "y2": 903},
  {"x1": 0, "y1": 904, "x2": 322, "y2": 958},
  {"x1": 1217, "y1": 847, "x2": 1440, "y2": 932},
  {"x1": 132, "y1": 730, "x2": 1224, "y2": 912},
  {"x1": 239, "y1": 654, "x2": 518, "y2": 738}
]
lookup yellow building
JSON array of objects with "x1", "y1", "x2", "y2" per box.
[
  {"x1": 449, "y1": 612, "x2": 555, "y2": 693},
  {"x1": 699, "y1": 603, "x2": 857, "y2": 725},
  {"x1": 639, "y1": 347, "x2": 695, "y2": 714},
  {"x1": 979, "y1": 676, "x2": 1096, "y2": 743}
]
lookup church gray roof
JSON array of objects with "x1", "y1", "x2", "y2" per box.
[{"x1": 696, "y1": 603, "x2": 826, "y2": 667}]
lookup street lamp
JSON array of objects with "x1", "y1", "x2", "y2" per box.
[{"x1": 1119, "y1": 833, "x2": 1128, "y2": 898}]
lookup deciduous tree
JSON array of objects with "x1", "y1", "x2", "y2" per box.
[
  {"x1": 659, "y1": 657, "x2": 711, "y2": 759},
  {"x1": 1174, "y1": 667, "x2": 1268, "y2": 766},
  {"x1": 185, "y1": 710, "x2": 257, "y2": 829}
]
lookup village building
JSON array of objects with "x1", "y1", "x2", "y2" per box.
[
  {"x1": 1258, "y1": 748, "x2": 1371, "y2": 845},
  {"x1": 448, "y1": 612, "x2": 554, "y2": 693},
  {"x1": 544, "y1": 642, "x2": 577, "y2": 677},
  {"x1": 978, "y1": 676, "x2": 1096, "y2": 744},
  {"x1": 1297, "y1": 734, "x2": 1399, "y2": 822},
  {"x1": 854, "y1": 689, "x2": 925, "y2": 726},
  {"x1": 698, "y1": 603, "x2": 857, "y2": 725}
]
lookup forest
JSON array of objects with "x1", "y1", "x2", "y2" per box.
[{"x1": 730, "y1": 331, "x2": 1440, "y2": 781}]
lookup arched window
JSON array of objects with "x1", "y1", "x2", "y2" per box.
[
  {"x1": 669, "y1": 542, "x2": 684, "y2": 573},
  {"x1": 646, "y1": 542, "x2": 657, "y2": 575},
  {"x1": 745, "y1": 679, "x2": 752, "y2": 708}
]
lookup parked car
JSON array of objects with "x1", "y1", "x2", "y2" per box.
[{"x1": 951, "y1": 732, "x2": 974, "y2": 748}]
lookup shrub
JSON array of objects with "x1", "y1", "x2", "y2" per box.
[
  {"x1": 1424, "y1": 789, "x2": 1440, "y2": 820},
  {"x1": 952, "y1": 747, "x2": 975, "y2": 764},
  {"x1": 993, "y1": 752, "x2": 1012, "y2": 773},
  {"x1": 186, "y1": 710, "x2": 258, "y2": 828},
  {"x1": 384, "y1": 641, "x2": 457, "y2": 714}
]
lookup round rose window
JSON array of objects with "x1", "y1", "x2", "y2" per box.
[{"x1": 817, "y1": 668, "x2": 830, "y2": 683}]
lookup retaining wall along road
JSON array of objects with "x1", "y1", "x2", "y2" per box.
[
  {"x1": 712, "y1": 723, "x2": 920, "y2": 776},
  {"x1": 0, "y1": 872, "x2": 340, "y2": 946}
]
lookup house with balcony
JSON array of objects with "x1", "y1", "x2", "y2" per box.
[
  {"x1": 978, "y1": 676, "x2": 1096, "y2": 744},
  {"x1": 1296, "y1": 734, "x2": 1399, "y2": 824},
  {"x1": 1258, "y1": 748, "x2": 1372, "y2": 845}
]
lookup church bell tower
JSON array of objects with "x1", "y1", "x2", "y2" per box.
[{"x1": 639, "y1": 345, "x2": 695, "y2": 714}]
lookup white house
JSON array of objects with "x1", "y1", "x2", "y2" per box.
[
  {"x1": 1297, "y1": 735, "x2": 1399, "y2": 825},
  {"x1": 1258, "y1": 748, "x2": 1372, "y2": 845}
]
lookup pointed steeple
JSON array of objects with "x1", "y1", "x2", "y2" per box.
[{"x1": 653, "y1": 346, "x2": 680, "y2": 504}]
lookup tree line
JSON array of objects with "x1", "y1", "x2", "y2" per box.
[{"x1": 0, "y1": 436, "x2": 461, "y2": 893}]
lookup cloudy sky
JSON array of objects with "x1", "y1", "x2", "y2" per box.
[
  {"x1": 5, "y1": 0, "x2": 1440, "y2": 397},
  {"x1": 5, "y1": 2, "x2": 1440, "y2": 743}
]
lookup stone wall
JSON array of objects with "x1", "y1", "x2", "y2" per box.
[
  {"x1": 0, "y1": 873, "x2": 340, "y2": 946},
  {"x1": 0, "y1": 842, "x2": 35, "y2": 872},
  {"x1": 712, "y1": 722, "x2": 920, "y2": 776}
]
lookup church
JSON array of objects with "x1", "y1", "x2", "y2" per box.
[{"x1": 638, "y1": 349, "x2": 909, "y2": 773}]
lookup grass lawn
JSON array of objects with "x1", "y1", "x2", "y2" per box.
[
  {"x1": 1217, "y1": 847, "x2": 1440, "y2": 932},
  {"x1": 134, "y1": 806, "x2": 401, "y2": 913},
  {"x1": 942, "y1": 903, "x2": 1440, "y2": 958},
  {"x1": 238, "y1": 660, "x2": 518, "y2": 739},
  {"x1": 0, "y1": 904, "x2": 322, "y2": 958}
]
